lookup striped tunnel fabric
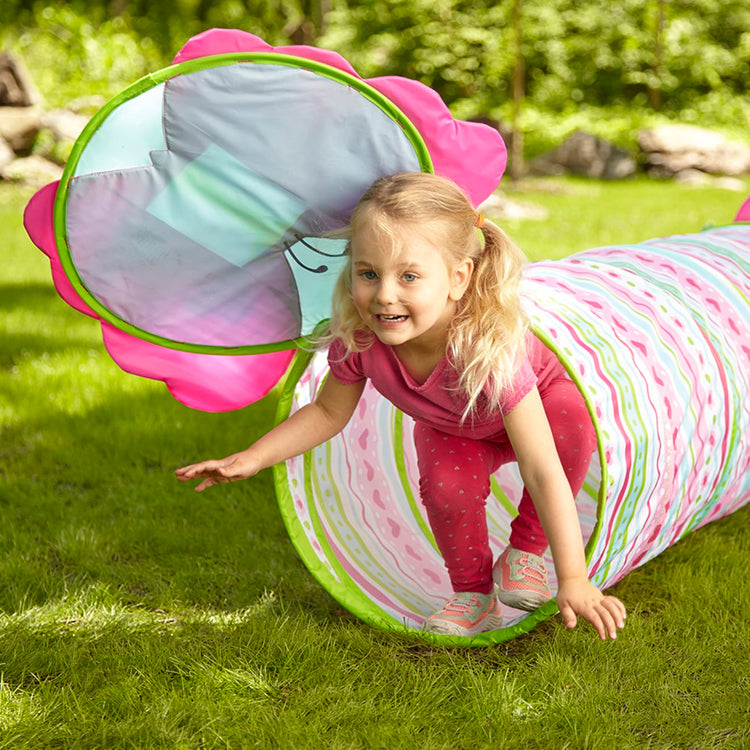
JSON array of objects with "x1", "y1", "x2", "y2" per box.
[{"x1": 274, "y1": 223, "x2": 750, "y2": 645}]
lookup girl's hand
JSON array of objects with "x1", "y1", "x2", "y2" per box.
[
  {"x1": 176, "y1": 378, "x2": 365, "y2": 494},
  {"x1": 175, "y1": 450, "x2": 261, "y2": 492},
  {"x1": 556, "y1": 578, "x2": 627, "y2": 641}
]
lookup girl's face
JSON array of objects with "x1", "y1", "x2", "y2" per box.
[{"x1": 350, "y1": 221, "x2": 472, "y2": 353}]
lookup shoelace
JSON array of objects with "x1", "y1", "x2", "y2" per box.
[
  {"x1": 443, "y1": 594, "x2": 482, "y2": 614},
  {"x1": 514, "y1": 553, "x2": 547, "y2": 586}
]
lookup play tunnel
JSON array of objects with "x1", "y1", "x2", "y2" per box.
[{"x1": 275, "y1": 222, "x2": 750, "y2": 645}]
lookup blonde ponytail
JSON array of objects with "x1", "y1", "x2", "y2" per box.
[{"x1": 449, "y1": 219, "x2": 528, "y2": 418}]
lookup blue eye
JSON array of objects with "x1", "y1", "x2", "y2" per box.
[
  {"x1": 360, "y1": 270, "x2": 378, "y2": 280},
  {"x1": 402, "y1": 273, "x2": 418, "y2": 282}
]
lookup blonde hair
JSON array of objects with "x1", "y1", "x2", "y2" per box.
[{"x1": 328, "y1": 172, "x2": 529, "y2": 417}]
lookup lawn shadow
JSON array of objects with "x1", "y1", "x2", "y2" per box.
[
  {"x1": 0, "y1": 371, "x2": 332, "y2": 620},
  {"x1": 1, "y1": 281, "x2": 102, "y2": 367}
]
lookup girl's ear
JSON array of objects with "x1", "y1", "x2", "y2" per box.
[{"x1": 449, "y1": 258, "x2": 474, "y2": 301}]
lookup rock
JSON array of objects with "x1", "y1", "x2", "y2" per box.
[
  {"x1": 673, "y1": 168, "x2": 714, "y2": 186},
  {"x1": 0, "y1": 55, "x2": 88, "y2": 186},
  {"x1": 526, "y1": 158, "x2": 566, "y2": 177},
  {"x1": 669, "y1": 169, "x2": 746, "y2": 191},
  {"x1": 41, "y1": 109, "x2": 89, "y2": 142},
  {"x1": 0, "y1": 136, "x2": 14, "y2": 171},
  {"x1": 478, "y1": 192, "x2": 549, "y2": 221},
  {"x1": 714, "y1": 176, "x2": 747, "y2": 191},
  {"x1": 638, "y1": 124, "x2": 750, "y2": 176},
  {"x1": 67, "y1": 94, "x2": 106, "y2": 116},
  {"x1": 0, "y1": 53, "x2": 40, "y2": 107},
  {"x1": 0, "y1": 105, "x2": 43, "y2": 153},
  {"x1": 1, "y1": 154, "x2": 63, "y2": 186},
  {"x1": 530, "y1": 130, "x2": 636, "y2": 180}
]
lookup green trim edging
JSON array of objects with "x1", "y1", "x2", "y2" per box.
[
  {"x1": 53, "y1": 51, "x2": 433, "y2": 356},
  {"x1": 273, "y1": 351, "x2": 406, "y2": 634},
  {"x1": 490, "y1": 475, "x2": 519, "y2": 517},
  {"x1": 527, "y1": 322, "x2": 608, "y2": 574},
  {"x1": 392, "y1": 410, "x2": 440, "y2": 553}
]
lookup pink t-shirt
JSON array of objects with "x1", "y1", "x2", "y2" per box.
[{"x1": 327, "y1": 333, "x2": 567, "y2": 441}]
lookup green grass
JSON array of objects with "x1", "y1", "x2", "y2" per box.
[
  {"x1": 496, "y1": 175, "x2": 750, "y2": 261},
  {"x1": 1, "y1": 180, "x2": 748, "y2": 749}
]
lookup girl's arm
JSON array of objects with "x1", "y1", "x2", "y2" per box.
[
  {"x1": 176, "y1": 376, "x2": 366, "y2": 493},
  {"x1": 504, "y1": 387, "x2": 627, "y2": 640}
]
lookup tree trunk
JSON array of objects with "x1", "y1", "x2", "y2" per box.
[
  {"x1": 109, "y1": 0, "x2": 127, "y2": 16},
  {"x1": 288, "y1": 0, "x2": 332, "y2": 44},
  {"x1": 648, "y1": 0, "x2": 667, "y2": 110},
  {"x1": 510, "y1": 0, "x2": 525, "y2": 181}
]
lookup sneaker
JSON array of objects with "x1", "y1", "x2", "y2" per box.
[
  {"x1": 493, "y1": 546, "x2": 552, "y2": 611},
  {"x1": 422, "y1": 592, "x2": 503, "y2": 636}
]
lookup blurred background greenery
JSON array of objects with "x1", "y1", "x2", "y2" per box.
[{"x1": 2, "y1": 0, "x2": 749, "y2": 160}]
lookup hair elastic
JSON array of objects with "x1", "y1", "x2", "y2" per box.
[{"x1": 474, "y1": 212, "x2": 485, "y2": 229}]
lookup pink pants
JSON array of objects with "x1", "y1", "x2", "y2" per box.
[{"x1": 414, "y1": 378, "x2": 597, "y2": 595}]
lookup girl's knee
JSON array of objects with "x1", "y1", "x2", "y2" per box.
[
  {"x1": 414, "y1": 427, "x2": 494, "y2": 507},
  {"x1": 417, "y1": 451, "x2": 491, "y2": 506}
]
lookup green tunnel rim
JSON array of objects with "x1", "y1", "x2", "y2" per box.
[{"x1": 272, "y1": 328, "x2": 608, "y2": 647}]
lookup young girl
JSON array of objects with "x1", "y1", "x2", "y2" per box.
[{"x1": 176, "y1": 172, "x2": 627, "y2": 640}]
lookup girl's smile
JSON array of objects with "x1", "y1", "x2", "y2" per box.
[{"x1": 376, "y1": 314, "x2": 408, "y2": 325}]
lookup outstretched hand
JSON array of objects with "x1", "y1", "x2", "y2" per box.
[
  {"x1": 175, "y1": 450, "x2": 261, "y2": 492},
  {"x1": 556, "y1": 578, "x2": 627, "y2": 641}
]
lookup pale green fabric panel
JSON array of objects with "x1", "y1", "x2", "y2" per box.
[{"x1": 73, "y1": 84, "x2": 167, "y2": 177}]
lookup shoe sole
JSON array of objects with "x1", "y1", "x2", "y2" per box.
[
  {"x1": 496, "y1": 589, "x2": 551, "y2": 611},
  {"x1": 423, "y1": 612, "x2": 504, "y2": 637},
  {"x1": 493, "y1": 568, "x2": 551, "y2": 611}
]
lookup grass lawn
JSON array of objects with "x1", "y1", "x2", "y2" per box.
[{"x1": 1, "y1": 177, "x2": 748, "y2": 749}]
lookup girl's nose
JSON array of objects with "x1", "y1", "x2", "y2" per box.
[{"x1": 375, "y1": 279, "x2": 398, "y2": 305}]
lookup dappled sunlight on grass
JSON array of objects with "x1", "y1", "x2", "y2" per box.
[{"x1": 0, "y1": 583, "x2": 284, "y2": 633}]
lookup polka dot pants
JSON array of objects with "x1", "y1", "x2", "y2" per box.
[{"x1": 414, "y1": 378, "x2": 597, "y2": 595}]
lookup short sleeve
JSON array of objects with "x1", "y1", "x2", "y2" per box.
[
  {"x1": 327, "y1": 339, "x2": 367, "y2": 385},
  {"x1": 500, "y1": 357, "x2": 537, "y2": 414}
]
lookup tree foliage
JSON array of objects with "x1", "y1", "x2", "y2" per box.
[
  {"x1": 3, "y1": 0, "x2": 748, "y2": 146},
  {"x1": 320, "y1": 0, "x2": 749, "y2": 119}
]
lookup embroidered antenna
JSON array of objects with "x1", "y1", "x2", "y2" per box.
[{"x1": 284, "y1": 234, "x2": 347, "y2": 274}]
